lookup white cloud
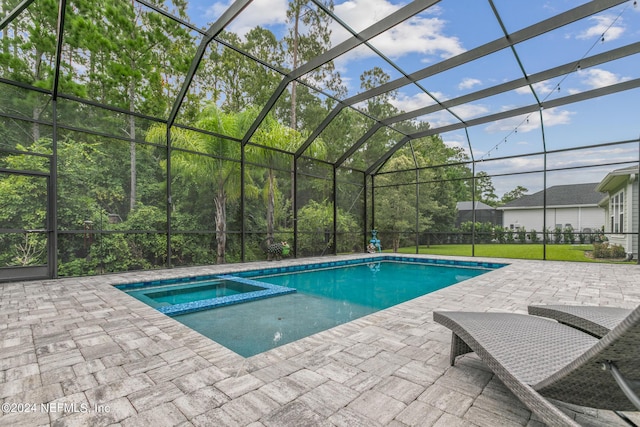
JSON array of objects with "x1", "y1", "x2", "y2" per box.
[
  {"x1": 442, "y1": 135, "x2": 466, "y2": 150},
  {"x1": 576, "y1": 14, "x2": 625, "y2": 41},
  {"x1": 449, "y1": 103, "x2": 490, "y2": 121},
  {"x1": 515, "y1": 81, "x2": 556, "y2": 96},
  {"x1": 484, "y1": 107, "x2": 573, "y2": 133},
  {"x1": 389, "y1": 92, "x2": 439, "y2": 112},
  {"x1": 547, "y1": 147, "x2": 638, "y2": 171},
  {"x1": 206, "y1": 0, "x2": 288, "y2": 36},
  {"x1": 458, "y1": 78, "x2": 482, "y2": 90},
  {"x1": 333, "y1": 0, "x2": 465, "y2": 61},
  {"x1": 564, "y1": 68, "x2": 631, "y2": 95},
  {"x1": 576, "y1": 68, "x2": 630, "y2": 89},
  {"x1": 541, "y1": 107, "x2": 574, "y2": 127},
  {"x1": 204, "y1": 0, "x2": 464, "y2": 73}
]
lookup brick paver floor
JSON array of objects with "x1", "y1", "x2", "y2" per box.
[{"x1": 1, "y1": 254, "x2": 639, "y2": 426}]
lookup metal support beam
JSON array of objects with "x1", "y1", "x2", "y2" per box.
[
  {"x1": 295, "y1": 105, "x2": 345, "y2": 158},
  {"x1": 335, "y1": 124, "x2": 383, "y2": 168},
  {"x1": 382, "y1": 42, "x2": 640, "y2": 128},
  {"x1": 166, "y1": 127, "x2": 172, "y2": 268},
  {"x1": 241, "y1": 0, "x2": 441, "y2": 147},
  {"x1": 369, "y1": 76, "x2": 640, "y2": 175},
  {"x1": 51, "y1": 0, "x2": 67, "y2": 100},
  {"x1": 436, "y1": 78, "x2": 640, "y2": 136},
  {"x1": 293, "y1": 156, "x2": 298, "y2": 258},
  {"x1": 332, "y1": 166, "x2": 337, "y2": 255},
  {"x1": 342, "y1": 0, "x2": 626, "y2": 109},
  {"x1": 540, "y1": 109, "x2": 548, "y2": 261},
  {"x1": 0, "y1": 0, "x2": 34, "y2": 31}
]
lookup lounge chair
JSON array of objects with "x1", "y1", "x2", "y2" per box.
[
  {"x1": 528, "y1": 304, "x2": 632, "y2": 338},
  {"x1": 433, "y1": 306, "x2": 640, "y2": 427}
]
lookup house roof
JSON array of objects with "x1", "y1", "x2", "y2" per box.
[
  {"x1": 499, "y1": 183, "x2": 604, "y2": 209},
  {"x1": 456, "y1": 201, "x2": 495, "y2": 211},
  {"x1": 595, "y1": 165, "x2": 639, "y2": 193}
]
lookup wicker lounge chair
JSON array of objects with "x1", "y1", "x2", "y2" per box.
[
  {"x1": 528, "y1": 304, "x2": 632, "y2": 338},
  {"x1": 433, "y1": 306, "x2": 640, "y2": 427}
]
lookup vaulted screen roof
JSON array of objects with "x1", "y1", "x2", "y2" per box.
[{"x1": 1, "y1": 0, "x2": 639, "y2": 175}]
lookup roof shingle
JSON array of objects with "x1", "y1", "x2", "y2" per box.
[{"x1": 500, "y1": 183, "x2": 604, "y2": 208}]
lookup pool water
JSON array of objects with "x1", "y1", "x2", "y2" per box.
[{"x1": 173, "y1": 261, "x2": 490, "y2": 357}]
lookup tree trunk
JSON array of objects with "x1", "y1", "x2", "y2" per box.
[
  {"x1": 32, "y1": 47, "x2": 42, "y2": 142},
  {"x1": 289, "y1": 8, "x2": 300, "y2": 130},
  {"x1": 128, "y1": 74, "x2": 137, "y2": 212},
  {"x1": 215, "y1": 191, "x2": 226, "y2": 264}
]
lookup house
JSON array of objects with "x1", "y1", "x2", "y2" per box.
[
  {"x1": 498, "y1": 183, "x2": 605, "y2": 233},
  {"x1": 455, "y1": 201, "x2": 502, "y2": 227},
  {"x1": 596, "y1": 166, "x2": 638, "y2": 258}
]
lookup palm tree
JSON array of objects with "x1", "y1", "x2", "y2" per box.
[
  {"x1": 247, "y1": 114, "x2": 327, "y2": 246},
  {"x1": 148, "y1": 105, "x2": 255, "y2": 264}
]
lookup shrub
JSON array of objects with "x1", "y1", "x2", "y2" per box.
[
  {"x1": 529, "y1": 229, "x2": 540, "y2": 243},
  {"x1": 517, "y1": 227, "x2": 527, "y2": 243},
  {"x1": 506, "y1": 229, "x2": 515, "y2": 243},
  {"x1": 578, "y1": 232, "x2": 587, "y2": 244},
  {"x1": 543, "y1": 228, "x2": 551, "y2": 242},
  {"x1": 593, "y1": 242, "x2": 627, "y2": 259},
  {"x1": 553, "y1": 227, "x2": 563, "y2": 244},
  {"x1": 494, "y1": 226, "x2": 505, "y2": 243},
  {"x1": 563, "y1": 226, "x2": 575, "y2": 244},
  {"x1": 611, "y1": 244, "x2": 626, "y2": 258}
]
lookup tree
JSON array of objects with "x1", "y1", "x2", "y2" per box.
[
  {"x1": 374, "y1": 154, "x2": 435, "y2": 252},
  {"x1": 338, "y1": 67, "x2": 402, "y2": 170},
  {"x1": 248, "y1": 113, "x2": 327, "y2": 248},
  {"x1": 0, "y1": 0, "x2": 59, "y2": 144},
  {"x1": 65, "y1": 0, "x2": 193, "y2": 213},
  {"x1": 296, "y1": 199, "x2": 358, "y2": 255},
  {"x1": 474, "y1": 171, "x2": 498, "y2": 206},
  {"x1": 0, "y1": 141, "x2": 49, "y2": 267},
  {"x1": 500, "y1": 185, "x2": 528, "y2": 205},
  {"x1": 284, "y1": 0, "x2": 341, "y2": 130},
  {"x1": 148, "y1": 105, "x2": 263, "y2": 264},
  {"x1": 214, "y1": 28, "x2": 284, "y2": 114}
]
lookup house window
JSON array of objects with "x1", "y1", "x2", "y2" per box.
[{"x1": 610, "y1": 190, "x2": 624, "y2": 233}]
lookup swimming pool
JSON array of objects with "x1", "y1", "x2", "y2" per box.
[{"x1": 117, "y1": 257, "x2": 504, "y2": 357}]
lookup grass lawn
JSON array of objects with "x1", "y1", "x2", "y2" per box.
[{"x1": 393, "y1": 244, "x2": 634, "y2": 263}]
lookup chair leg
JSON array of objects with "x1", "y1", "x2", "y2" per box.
[{"x1": 450, "y1": 332, "x2": 473, "y2": 366}]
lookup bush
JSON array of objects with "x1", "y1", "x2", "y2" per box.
[
  {"x1": 553, "y1": 227, "x2": 563, "y2": 244},
  {"x1": 506, "y1": 229, "x2": 515, "y2": 243},
  {"x1": 593, "y1": 242, "x2": 627, "y2": 259},
  {"x1": 544, "y1": 227, "x2": 556, "y2": 243},
  {"x1": 563, "y1": 226, "x2": 575, "y2": 244},
  {"x1": 529, "y1": 229, "x2": 540, "y2": 243},
  {"x1": 611, "y1": 244, "x2": 627, "y2": 258},
  {"x1": 517, "y1": 228, "x2": 527, "y2": 243},
  {"x1": 578, "y1": 232, "x2": 587, "y2": 244}
]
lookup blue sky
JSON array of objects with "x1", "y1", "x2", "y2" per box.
[{"x1": 183, "y1": 0, "x2": 639, "y2": 194}]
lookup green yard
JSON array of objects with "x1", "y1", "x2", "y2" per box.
[{"x1": 393, "y1": 244, "x2": 634, "y2": 263}]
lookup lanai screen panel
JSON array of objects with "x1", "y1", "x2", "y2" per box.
[
  {"x1": 296, "y1": 157, "x2": 334, "y2": 257},
  {"x1": 336, "y1": 167, "x2": 365, "y2": 253},
  {"x1": 1, "y1": 0, "x2": 639, "y2": 278}
]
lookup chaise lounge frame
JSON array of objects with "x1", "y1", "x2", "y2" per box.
[
  {"x1": 528, "y1": 304, "x2": 632, "y2": 338},
  {"x1": 434, "y1": 306, "x2": 640, "y2": 427}
]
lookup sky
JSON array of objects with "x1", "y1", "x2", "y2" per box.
[{"x1": 182, "y1": 0, "x2": 640, "y2": 195}]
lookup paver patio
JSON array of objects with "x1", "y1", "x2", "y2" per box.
[{"x1": 1, "y1": 254, "x2": 639, "y2": 426}]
